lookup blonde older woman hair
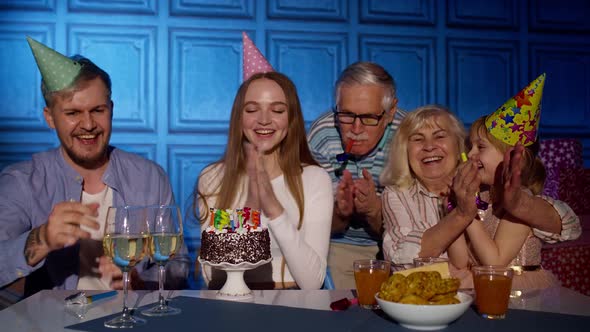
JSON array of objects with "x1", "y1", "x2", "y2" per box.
[{"x1": 380, "y1": 104, "x2": 466, "y2": 189}]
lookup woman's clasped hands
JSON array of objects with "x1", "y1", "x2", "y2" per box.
[{"x1": 244, "y1": 141, "x2": 284, "y2": 220}]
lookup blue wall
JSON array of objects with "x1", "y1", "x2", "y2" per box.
[{"x1": 1, "y1": 0, "x2": 590, "y2": 287}]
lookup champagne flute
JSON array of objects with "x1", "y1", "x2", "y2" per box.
[
  {"x1": 103, "y1": 206, "x2": 149, "y2": 328},
  {"x1": 141, "y1": 205, "x2": 184, "y2": 316}
]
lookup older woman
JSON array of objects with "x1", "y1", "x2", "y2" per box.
[
  {"x1": 381, "y1": 104, "x2": 581, "y2": 268},
  {"x1": 380, "y1": 105, "x2": 471, "y2": 264}
]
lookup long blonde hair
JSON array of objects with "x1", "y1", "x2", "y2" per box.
[
  {"x1": 194, "y1": 72, "x2": 318, "y2": 230},
  {"x1": 470, "y1": 116, "x2": 545, "y2": 195},
  {"x1": 380, "y1": 104, "x2": 466, "y2": 189}
]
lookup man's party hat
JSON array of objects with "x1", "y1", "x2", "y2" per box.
[
  {"x1": 26, "y1": 36, "x2": 82, "y2": 92},
  {"x1": 242, "y1": 32, "x2": 274, "y2": 81},
  {"x1": 485, "y1": 73, "x2": 545, "y2": 146}
]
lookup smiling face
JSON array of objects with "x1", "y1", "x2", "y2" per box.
[
  {"x1": 44, "y1": 77, "x2": 113, "y2": 170},
  {"x1": 336, "y1": 84, "x2": 395, "y2": 156},
  {"x1": 407, "y1": 115, "x2": 460, "y2": 190},
  {"x1": 467, "y1": 128, "x2": 505, "y2": 185},
  {"x1": 241, "y1": 78, "x2": 289, "y2": 154}
]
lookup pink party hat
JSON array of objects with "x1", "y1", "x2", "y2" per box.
[
  {"x1": 242, "y1": 32, "x2": 273, "y2": 81},
  {"x1": 485, "y1": 73, "x2": 545, "y2": 147}
]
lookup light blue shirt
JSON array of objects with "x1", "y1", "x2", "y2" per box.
[
  {"x1": 307, "y1": 109, "x2": 407, "y2": 246},
  {"x1": 0, "y1": 147, "x2": 186, "y2": 292}
]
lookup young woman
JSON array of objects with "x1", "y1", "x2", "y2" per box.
[{"x1": 195, "y1": 72, "x2": 333, "y2": 289}]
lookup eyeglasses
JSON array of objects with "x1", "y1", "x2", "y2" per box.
[{"x1": 334, "y1": 108, "x2": 386, "y2": 126}]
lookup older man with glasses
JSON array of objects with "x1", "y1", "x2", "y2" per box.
[{"x1": 307, "y1": 62, "x2": 406, "y2": 289}]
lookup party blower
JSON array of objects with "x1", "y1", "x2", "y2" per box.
[
  {"x1": 336, "y1": 139, "x2": 355, "y2": 162},
  {"x1": 448, "y1": 153, "x2": 489, "y2": 212}
]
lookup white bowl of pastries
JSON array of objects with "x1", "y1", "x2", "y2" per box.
[{"x1": 375, "y1": 265, "x2": 473, "y2": 330}]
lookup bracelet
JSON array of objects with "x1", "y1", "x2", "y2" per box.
[{"x1": 447, "y1": 195, "x2": 489, "y2": 213}]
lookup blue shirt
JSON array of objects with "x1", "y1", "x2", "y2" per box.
[
  {"x1": 0, "y1": 147, "x2": 182, "y2": 292},
  {"x1": 307, "y1": 109, "x2": 407, "y2": 246}
]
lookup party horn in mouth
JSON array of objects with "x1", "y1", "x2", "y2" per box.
[
  {"x1": 460, "y1": 153, "x2": 489, "y2": 210},
  {"x1": 336, "y1": 139, "x2": 355, "y2": 162}
]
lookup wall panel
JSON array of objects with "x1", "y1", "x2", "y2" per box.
[
  {"x1": 447, "y1": 0, "x2": 517, "y2": 29},
  {"x1": 360, "y1": 0, "x2": 435, "y2": 25},
  {"x1": 361, "y1": 34, "x2": 436, "y2": 111},
  {"x1": 529, "y1": 0, "x2": 590, "y2": 32},
  {"x1": 69, "y1": 25, "x2": 157, "y2": 132},
  {"x1": 68, "y1": 0, "x2": 157, "y2": 15},
  {"x1": 0, "y1": 23, "x2": 54, "y2": 131},
  {"x1": 168, "y1": 144, "x2": 225, "y2": 250},
  {"x1": 170, "y1": 0, "x2": 254, "y2": 18},
  {"x1": 448, "y1": 39, "x2": 518, "y2": 124},
  {"x1": 530, "y1": 43, "x2": 590, "y2": 134},
  {"x1": 267, "y1": 0, "x2": 347, "y2": 21},
  {"x1": 169, "y1": 28, "x2": 242, "y2": 133},
  {"x1": 269, "y1": 31, "x2": 347, "y2": 122}
]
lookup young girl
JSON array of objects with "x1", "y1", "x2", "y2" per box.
[
  {"x1": 448, "y1": 74, "x2": 574, "y2": 291},
  {"x1": 195, "y1": 72, "x2": 333, "y2": 290}
]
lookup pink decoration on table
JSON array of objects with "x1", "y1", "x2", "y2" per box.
[{"x1": 242, "y1": 31, "x2": 274, "y2": 82}]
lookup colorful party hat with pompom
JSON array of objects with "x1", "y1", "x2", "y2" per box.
[
  {"x1": 242, "y1": 32, "x2": 274, "y2": 81},
  {"x1": 26, "y1": 36, "x2": 82, "y2": 92},
  {"x1": 485, "y1": 73, "x2": 545, "y2": 146}
]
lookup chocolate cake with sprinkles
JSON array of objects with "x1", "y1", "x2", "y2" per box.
[{"x1": 199, "y1": 207, "x2": 271, "y2": 264}]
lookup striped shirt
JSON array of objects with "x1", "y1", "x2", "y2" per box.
[
  {"x1": 307, "y1": 109, "x2": 407, "y2": 245},
  {"x1": 382, "y1": 181, "x2": 582, "y2": 264},
  {"x1": 382, "y1": 181, "x2": 447, "y2": 264}
]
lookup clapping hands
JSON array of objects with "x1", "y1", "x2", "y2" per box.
[
  {"x1": 498, "y1": 143, "x2": 528, "y2": 215},
  {"x1": 452, "y1": 157, "x2": 481, "y2": 220},
  {"x1": 335, "y1": 169, "x2": 380, "y2": 218},
  {"x1": 244, "y1": 142, "x2": 284, "y2": 220}
]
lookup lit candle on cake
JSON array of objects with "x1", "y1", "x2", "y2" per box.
[
  {"x1": 209, "y1": 208, "x2": 215, "y2": 227},
  {"x1": 214, "y1": 208, "x2": 223, "y2": 230},
  {"x1": 219, "y1": 209, "x2": 231, "y2": 229},
  {"x1": 252, "y1": 209, "x2": 261, "y2": 229},
  {"x1": 228, "y1": 209, "x2": 234, "y2": 230},
  {"x1": 243, "y1": 207, "x2": 251, "y2": 226},
  {"x1": 236, "y1": 209, "x2": 243, "y2": 231}
]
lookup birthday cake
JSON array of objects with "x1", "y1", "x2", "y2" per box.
[{"x1": 199, "y1": 207, "x2": 271, "y2": 264}]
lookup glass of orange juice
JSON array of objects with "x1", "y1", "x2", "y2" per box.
[
  {"x1": 353, "y1": 259, "x2": 391, "y2": 309},
  {"x1": 472, "y1": 265, "x2": 514, "y2": 319}
]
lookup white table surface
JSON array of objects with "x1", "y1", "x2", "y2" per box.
[{"x1": 0, "y1": 287, "x2": 588, "y2": 332}]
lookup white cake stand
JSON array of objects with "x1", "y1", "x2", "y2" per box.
[{"x1": 198, "y1": 257, "x2": 272, "y2": 301}]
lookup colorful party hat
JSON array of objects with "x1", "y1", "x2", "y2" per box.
[
  {"x1": 485, "y1": 73, "x2": 545, "y2": 146},
  {"x1": 26, "y1": 36, "x2": 82, "y2": 92},
  {"x1": 242, "y1": 32, "x2": 273, "y2": 81}
]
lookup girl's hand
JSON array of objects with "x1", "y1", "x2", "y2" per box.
[
  {"x1": 500, "y1": 143, "x2": 527, "y2": 215},
  {"x1": 452, "y1": 158, "x2": 480, "y2": 220}
]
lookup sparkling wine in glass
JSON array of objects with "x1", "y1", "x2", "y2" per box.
[
  {"x1": 103, "y1": 206, "x2": 149, "y2": 328},
  {"x1": 141, "y1": 205, "x2": 184, "y2": 316}
]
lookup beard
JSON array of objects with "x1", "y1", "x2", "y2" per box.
[{"x1": 62, "y1": 142, "x2": 109, "y2": 170}]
